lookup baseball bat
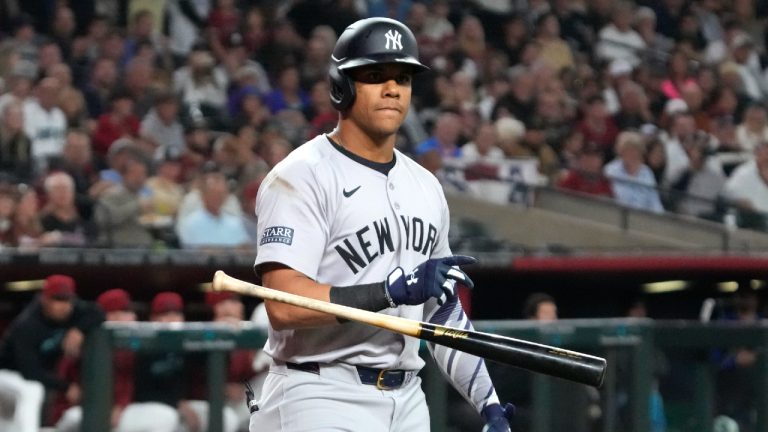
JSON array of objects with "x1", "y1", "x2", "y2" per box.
[{"x1": 212, "y1": 271, "x2": 606, "y2": 387}]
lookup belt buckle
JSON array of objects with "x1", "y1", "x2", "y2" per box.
[{"x1": 376, "y1": 369, "x2": 393, "y2": 390}]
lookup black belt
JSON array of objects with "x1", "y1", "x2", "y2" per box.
[{"x1": 286, "y1": 362, "x2": 409, "y2": 390}]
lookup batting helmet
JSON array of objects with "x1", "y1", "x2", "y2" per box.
[{"x1": 329, "y1": 17, "x2": 430, "y2": 111}]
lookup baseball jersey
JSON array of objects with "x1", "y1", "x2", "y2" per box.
[{"x1": 254, "y1": 134, "x2": 451, "y2": 370}]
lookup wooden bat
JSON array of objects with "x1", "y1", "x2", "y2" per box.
[{"x1": 212, "y1": 271, "x2": 606, "y2": 387}]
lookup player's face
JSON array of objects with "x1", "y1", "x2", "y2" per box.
[
  {"x1": 214, "y1": 299, "x2": 244, "y2": 321},
  {"x1": 42, "y1": 297, "x2": 74, "y2": 322},
  {"x1": 535, "y1": 302, "x2": 558, "y2": 321},
  {"x1": 107, "y1": 310, "x2": 137, "y2": 322},
  {"x1": 152, "y1": 311, "x2": 184, "y2": 323},
  {"x1": 347, "y1": 64, "x2": 412, "y2": 139}
]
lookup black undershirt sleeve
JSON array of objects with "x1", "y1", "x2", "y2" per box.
[{"x1": 329, "y1": 282, "x2": 392, "y2": 321}]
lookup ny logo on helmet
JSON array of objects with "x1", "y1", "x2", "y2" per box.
[{"x1": 385, "y1": 29, "x2": 403, "y2": 50}]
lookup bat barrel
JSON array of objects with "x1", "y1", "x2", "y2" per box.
[
  {"x1": 512, "y1": 346, "x2": 606, "y2": 388},
  {"x1": 420, "y1": 323, "x2": 606, "y2": 387}
]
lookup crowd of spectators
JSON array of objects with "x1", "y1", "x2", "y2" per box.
[
  {"x1": 1, "y1": 1, "x2": 768, "y2": 250},
  {"x1": 0, "y1": 1, "x2": 762, "y2": 252}
]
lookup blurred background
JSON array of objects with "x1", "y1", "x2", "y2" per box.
[{"x1": 1, "y1": 0, "x2": 768, "y2": 431}]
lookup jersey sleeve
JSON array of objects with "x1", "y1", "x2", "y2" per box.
[
  {"x1": 423, "y1": 185, "x2": 501, "y2": 416},
  {"x1": 254, "y1": 162, "x2": 329, "y2": 280},
  {"x1": 424, "y1": 297, "x2": 501, "y2": 416}
]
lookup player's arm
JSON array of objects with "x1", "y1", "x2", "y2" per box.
[
  {"x1": 11, "y1": 331, "x2": 69, "y2": 391},
  {"x1": 425, "y1": 194, "x2": 514, "y2": 431},
  {"x1": 424, "y1": 297, "x2": 515, "y2": 432},
  {"x1": 260, "y1": 263, "x2": 336, "y2": 330},
  {"x1": 260, "y1": 257, "x2": 475, "y2": 331}
]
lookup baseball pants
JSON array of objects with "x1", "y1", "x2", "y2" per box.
[{"x1": 250, "y1": 362, "x2": 430, "y2": 432}]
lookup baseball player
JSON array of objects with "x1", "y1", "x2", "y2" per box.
[
  {"x1": 54, "y1": 288, "x2": 179, "y2": 432},
  {"x1": 252, "y1": 17, "x2": 514, "y2": 432}
]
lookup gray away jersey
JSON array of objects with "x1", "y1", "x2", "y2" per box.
[{"x1": 254, "y1": 135, "x2": 501, "y2": 414}]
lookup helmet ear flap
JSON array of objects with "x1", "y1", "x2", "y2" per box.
[{"x1": 329, "y1": 66, "x2": 355, "y2": 111}]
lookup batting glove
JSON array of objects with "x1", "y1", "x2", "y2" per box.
[
  {"x1": 481, "y1": 403, "x2": 516, "y2": 432},
  {"x1": 384, "y1": 255, "x2": 476, "y2": 306}
]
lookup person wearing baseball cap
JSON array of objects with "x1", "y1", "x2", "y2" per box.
[
  {"x1": 96, "y1": 288, "x2": 137, "y2": 321},
  {"x1": 150, "y1": 291, "x2": 185, "y2": 321},
  {"x1": 0, "y1": 274, "x2": 104, "y2": 432},
  {"x1": 136, "y1": 291, "x2": 239, "y2": 432},
  {"x1": 55, "y1": 288, "x2": 179, "y2": 432},
  {"x1": 206, "y1": 291, "x2": 244, "y2": 326},
  {"x1": 206, "y1": 291, "x2": 256, "y2": 431}
]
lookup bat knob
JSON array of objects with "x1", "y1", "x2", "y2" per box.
[{"x1": 212, "y1": 270, "x2": 226, "y2": 291}]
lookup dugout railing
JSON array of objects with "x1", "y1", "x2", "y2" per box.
[
  {"x1": 81, "y1": 319, "x2": 768, "y2": 432},
  {"x1": 81, "y1": 321, "x2": 268, "y2": 432}
]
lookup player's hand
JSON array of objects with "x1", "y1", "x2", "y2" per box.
[
  {"x1": 385, "y1": 255, "x2": 476, "y2": 306},
  {"x1": 481, "y1": 403, "x2": 516, "y2": 432},
  {"x1": 110, "y1": 405, "x2": 124, "y2": 428},
  {"x1": 735, "y1": 349, "x2": 757, "y2": 367},
  {"x1": 62, "y1": 328, "x2": 84, "y2": 358},
  {"x1": 178, "y1": 400, "x2": 201, "y2": 432},
  {"x1": 65, "y1": 383, "x2": 81, "y2": 405}
]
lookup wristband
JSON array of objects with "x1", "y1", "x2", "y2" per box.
[{"x1": 329, "y1": 282, "x2": 391, "y2": 314}]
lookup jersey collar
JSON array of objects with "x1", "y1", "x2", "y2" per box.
[{"x1": 325, "y1": 134, "x2": 396, "y2": 176}]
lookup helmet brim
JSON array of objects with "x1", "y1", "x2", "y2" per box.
[{"x1": 337, "y1": 55, "x2": 430, "y2": 74}]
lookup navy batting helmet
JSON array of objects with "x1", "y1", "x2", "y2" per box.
[{"x1": 329, "y1": 17, "x2": 430, "y2": 111}]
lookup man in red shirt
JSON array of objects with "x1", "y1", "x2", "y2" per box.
[
  {"x1": 92, "y1": 90, "x2": 140, "y2": 159},
  {"x1": 577, "y1": 96, "x2": 619, "y2": 157}
]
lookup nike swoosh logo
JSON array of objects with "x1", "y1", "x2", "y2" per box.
[
  {"x1": 331, "y1": 54, "x2": 347, "y2": 62},
  {"x1": 343, "y1": 186, "x2": 361, "y2": 198}
]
